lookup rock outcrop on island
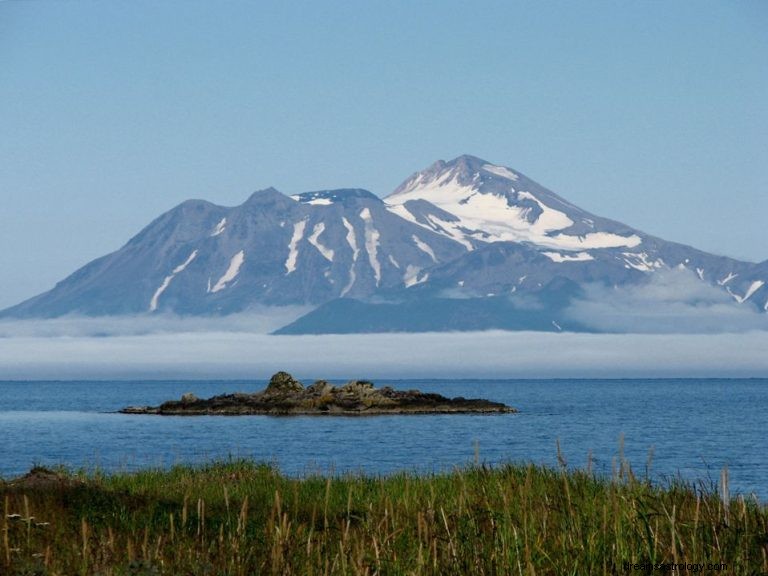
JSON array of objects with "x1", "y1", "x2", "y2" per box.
[{"x1": 120, "y1": 371, "x2": 516, "y2": 416}]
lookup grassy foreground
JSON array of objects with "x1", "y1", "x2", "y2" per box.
[{"x1": 1, "y1": 459, "x2": 766, "y2": 575}]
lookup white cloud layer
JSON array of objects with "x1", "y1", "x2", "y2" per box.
[
  {"x1": 1, "y1": 329, "x2": 767, "y2": 380},
  {"x1": 2, "y1": 275, "x2": 767, "y2": 380},
  {"x1": 566, "y1": 269, "x2": 768, "y2": 333},
  {"x1": 0, "y1": 307, "x2": 310, "y2": 338}
]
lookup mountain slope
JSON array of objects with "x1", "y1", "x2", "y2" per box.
[
  {"x1": 381, "y1": 155, "x2": 767, "y2": 309},
  {"x1": 386, "y1": 155, "x2": 642, "y2": 251},
  {"x1": 3, "y1": 155, "x2": 766, "y2": 329},
  {"x1": 2, "y1": 188, "x2": 466, "y2": 316}
]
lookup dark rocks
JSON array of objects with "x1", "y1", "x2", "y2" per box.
[
  {"x1": 119, "y1": 372, "x2": 516, "y2": 416},
  {"x1": 306, "y1": 380, "x2": 333, "y2": 396},
  {"x1": 265, "y1": 371, "x2": 304, "y2": 395}
]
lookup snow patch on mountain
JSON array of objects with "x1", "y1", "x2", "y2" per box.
[
  {"x1": 424, "y1": 214, "x2": 475, "y2": 250},
  {"x1": 404, "y1": 265, "x2": 427, "y2": 287},
  {"x1": 150, "y1": 278, "x2": 174, "y2": 312},
  {"x1": 542, "y1": 251, "x2": 593, "y2": 263},
  {"x1": 211, "y1": 218, "x2": 227, "y2": 237},
  {"x1": 211, "y1": 250, "x2": 245, "y2": 293},
  {"x1": 341, "y1": 217, "x2": 359, "y2": 296},
  {"x1": 385, "y1": 203, "x2": 415, "y2": 224},
  {"x1": 517, "y1": 191, "x2": 572, "y2": 230},
  {"x1": 482, "y1": 164, "x2": 519, "y2": 181},
  {"x1": 291, "y1": 193, "x2": 333, "y2": 205},
  {"x1": 149, "y1": 250, "x2": 198, "y2": 312},
  {"x1": 729, "y1": 280, "x2": 765, "y2": 304},
  {"x1": 308, "y1": 223, "x2": 334, "y2": 262},
  {"x1": 383, "y1": 202, "x2": 474, "y2": 251},
  {"x1": 285, "y1": 220, "x2": 307, "y2": 274},
  {"x1": 387, "y1": 171, "x2": 641, "y2": 251},
  {"x1": 360, "y1": 208, "x2": 382, "y2": 287},
  {"x1": 718, "y1": 272, "x2": 737, "y2": 286},
  {"x1": 412, "y1": 235, "x2": 437, "y2": 262},
  {"x1": 622, "y1": 252, "x2": 664, "y2": 273},
  {"x1": 552, "y1": 231, "x2": 642, "y2": 251},
  {"x1": 173, "y1": 250, "x2": 199, "y2": 275}
]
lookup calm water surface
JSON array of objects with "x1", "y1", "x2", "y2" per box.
[{"x1": 1, "y1": 379, "x2": 766, "y2": 499}]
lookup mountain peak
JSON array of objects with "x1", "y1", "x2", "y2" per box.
[
  {"x1": 245, "y1": 187, "x2": 283, "y2": 202},
  {"x1": 415, "y1": 154, "x2": 491, "y2": 180},
  {"x1": 385, "y1": 155, "x2": 644, "y2": 252},
  {"x1": 389, "y1": 155, "x2": 523, "y2": 198},
  {"x1": 447, "y1": 154, "x2": 492, "y2": 170}
]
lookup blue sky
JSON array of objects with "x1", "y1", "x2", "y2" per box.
[{"x1": 1, "y1": 0, "x2": 766, "y2": 309}]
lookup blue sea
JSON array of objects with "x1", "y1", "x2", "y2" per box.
[{"x1": 1, "y1": 379, "x2": 766, "y2": 499}]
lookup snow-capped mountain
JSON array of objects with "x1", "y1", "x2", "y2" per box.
[
  {"x1": 380, "y1": 155, "x2": 766, "y2": 305},
  {"x1": 386, "y1": 155, "x2": 642, "y2": 252},
  {"x1": 3, "y1": 155, "x2": 766, "y2": 332}
]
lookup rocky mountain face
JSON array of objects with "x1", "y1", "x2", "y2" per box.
[{"x1": 3, "y1": 155, "x2": 766, "y2": 332}]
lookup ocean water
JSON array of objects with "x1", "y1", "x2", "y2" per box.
[{"x1": 1, "y1": 379, "x2": 766, "y2": 499}]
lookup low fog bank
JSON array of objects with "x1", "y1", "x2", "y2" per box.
[
  {"x1": 1, "y1": 330, "x2": 767, "y2": 380},
  {"x1": 566, "y1": 269, "x2": 768, "y2": 333},
  {"x1": 2, "y1": 273, "x2": 767, "y2": 380},
  {"x1": 0, "y1": 306, "x2": 311, "y2": 338}
]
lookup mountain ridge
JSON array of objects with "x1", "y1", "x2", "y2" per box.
[{"x1": 3, "y1": 155, "x2": 766, "y2": 332}]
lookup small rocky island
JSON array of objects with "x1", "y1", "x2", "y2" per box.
[{"x1": 121, "y1": 372, "x2": 515, "y2": 416}]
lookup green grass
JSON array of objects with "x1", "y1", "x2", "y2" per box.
[{"x1": 1, "y1": 458, "x2": 766, "y2": 575}]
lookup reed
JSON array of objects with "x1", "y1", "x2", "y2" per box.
[{"x1": 0, "y1": 458, "x2": 764, "y2": 575}]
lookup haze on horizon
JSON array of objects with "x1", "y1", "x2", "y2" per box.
[
  {"x1": 1, "y1": 1, "x2": 767, "y2": 310},
  {"x1": 2, "y1": 269, "x2": 768, "y2": 379},
  {"x1": 1, "y1": 323, "x2": 768, "y2": 381}
]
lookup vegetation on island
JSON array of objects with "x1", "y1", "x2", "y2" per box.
[{"x1": 2, "y1": 457, "x2": 765, "y2": 575}]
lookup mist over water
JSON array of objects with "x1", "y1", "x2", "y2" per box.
[
  {"x1": 1, "y1": 327, "x2": 768, "y2": 380},
  {"x1": 0, "y1": 315, "x2": 768, "y2": 380},
  {"x1": 4, "y1": 268, "x2": 768, "y2": 380}
]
